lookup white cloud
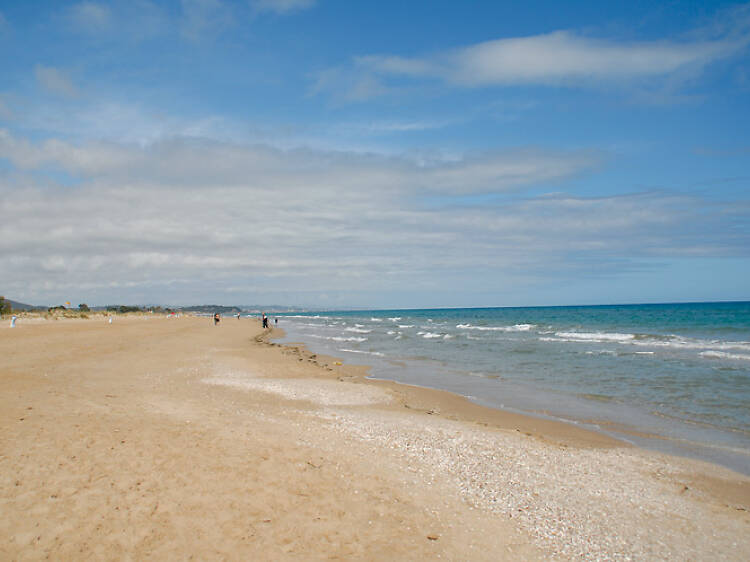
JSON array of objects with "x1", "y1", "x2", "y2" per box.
[
  {"x1": 180, "y1": 0, "x2": 233, "y2": 42},
  {"x1": 331, "y1": 118, "x2": 458, "y2": 136},
  {"x1": 316, "y1": 14, "x2": 750, "y2": 99},
  {"x1": 252, "y1": 0, "x2": 316, "y2": 15},
  {"x1": 34, "y1": 65, "x2": 79, "y2": 98},
  {"x1": 0, "y1": 129, "x2": 596, "y2": 193},
  {"x1": 358, "y1": 31, "x2": 744, "y2": 87},
  {"x1": 65, "y1": 1, "x2": 167, "y2": 40},
  {"x1": 67, "y1": 1, "x2": 112, "y2": 32},
  {"x1": 310, "y1": 67, "x2": 391, "y2": 102},
  {"x1": 0, "y1": 97, "x2": 12, "y2": 120},
  {"x1": 1, "y1": 129, "x2": 747, "y2": 305}
]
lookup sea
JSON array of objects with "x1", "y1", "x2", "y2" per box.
[{"x1": 274, "y1": 302, "x2": 750, "y2": 475}]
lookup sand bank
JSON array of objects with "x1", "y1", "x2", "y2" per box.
[{"x1": 1, "y1": 315, "x2": 748, "y2": 560}]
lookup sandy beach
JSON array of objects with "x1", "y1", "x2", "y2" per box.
[{"x1": 1, "y1": 315, "x2": 748, "y2": 560}]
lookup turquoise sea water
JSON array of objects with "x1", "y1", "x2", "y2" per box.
[{"x1": 275, "y1": 302, "x2": 750, "y2": 475}]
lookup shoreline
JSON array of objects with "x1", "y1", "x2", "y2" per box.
[
  {"x1": 273, "y1": 314, "x2": 750, "y2": 477},
  {"x1": 2, "y1": 315, "x2": 749, "y2": 559},
  {"x1": 269, "y1": 336, "x2": 624, "y2": 451},
  {"x1": 264, "y1": 328, "x2": 750, "y2": 510}
]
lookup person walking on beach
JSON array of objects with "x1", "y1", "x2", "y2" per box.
[
  {"x1": 214, "y1": 312, "x2": 220, "y2": 325},
  {"x1": 262, "y1": 313, "x2": 268, "y2": 329}
]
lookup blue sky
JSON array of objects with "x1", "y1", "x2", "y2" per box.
[{"x1": 0, "y1": 0, "x2": 749, "y2": 308}]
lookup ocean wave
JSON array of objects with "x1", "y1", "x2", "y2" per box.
[
  {"x1": 649, "y1": 339, "x2": 750, "y2": 352},
  {"x1": 421, "y1": 332, "x2": 444, "y2": 339},
  {"x1": 542, "y1": 330, "x2": 750, "y2": 357},
  {"x1": 284, "y1": 315, "x2": 332, "y2": 319},
  {"x1": 345, "y1": 327, "x2": 372, "y2": 334},
  {"x1": 554, "y1": 331, "x2": 635, "y2": 343},
  {"x1": 338, "y1": 348, "x2": 385, "y2": 357},
  {"x1": 370, "y1": 317, "x2": 383, "y2": 322},
  {"x1": 700, "y1": 351, "x2": 750, "y2": 361},
  {"x1": 398, "y1": 324, "x2": 415, "y2": 328},
  {"x1": 308, "y1": 334, "x2": 367, "y2": 343},
  {"x1": 457, "y1": 323, "x2": 535, "y2": 332},
  {"x1": 332, "y1": 336, "x2": 367, "y2": 342},
  {"x1": 388, "y1": 317, "x2": 402, "y2": 322}
]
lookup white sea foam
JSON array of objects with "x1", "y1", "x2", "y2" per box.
[
  {"x1": 387, "y1": 330, "x2": 396, "y2": 335},
  {"x1": 398, "y1": 324, "x2": 415, "y2": 328},
  {"x1": 422, "y1": 332, "x2": 443, "y2": 339},
  {"x1": 700, "y1": 351, "x2": 750, "y2": 361},
  {"x1": 541, "y1": 330, "x2": 750, "y2": 359},
  {"x1": 339, "y1": 348, "x2": 385, "y2": 356},
  {"x1": 388, "y1": 317, "x2": 402, "y2": 321},
  {"x1": 457, "y1": 323, "x2": 535, "y2": 332},
  {"x1": 646, "y1": 339, "x2": 750, "y2": 352},
  {"x1": 370, "y1": 317, "x2": 383, "y2": 322},
  {"x1": 284, "y1": 315, "x2": 332, "y2": 319},
  {"x1": 345, "y1": 327, "x2": 372, "y2": 334},
  {"x1": 308, "y1": 334, "x2": 367, "y2": 343},
  {"x1": 555, "y1": 331, "x2": 636, "y2": 343}
]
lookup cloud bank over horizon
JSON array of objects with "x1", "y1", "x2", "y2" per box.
[{"x1": 2, "y1": 127, "x2": 748, "y2": 307}]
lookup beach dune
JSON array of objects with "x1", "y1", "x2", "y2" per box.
[{"x1": 1, "y1": 315, "x2": 748, "y2": 560}]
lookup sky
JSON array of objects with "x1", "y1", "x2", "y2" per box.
[{"x1": 0, "y1": 0, "x2": 749, "y2": 309}]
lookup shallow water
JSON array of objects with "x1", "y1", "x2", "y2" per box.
[{"x1": 276, "y1": 302, "x2": 750, "y2": 474}]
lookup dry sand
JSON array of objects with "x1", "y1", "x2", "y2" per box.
[{"x1": 1, "y1": 315, "x2": 748, "y2": 560}]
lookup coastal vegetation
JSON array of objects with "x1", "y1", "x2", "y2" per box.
[{"x1": 1, "y1": 296, "x2": 302, "y2": 318}]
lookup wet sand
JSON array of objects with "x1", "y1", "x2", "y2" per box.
[{"x1": 1, "y1": 315, "x2": 748, "y2": 560}]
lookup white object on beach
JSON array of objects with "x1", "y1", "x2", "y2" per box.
[
  {"x1": 108, "y1": 317, "x2": 113, "y2": 324},
  {"x1": 10, "y1": 315, "x2": 17, "y2": 328}
]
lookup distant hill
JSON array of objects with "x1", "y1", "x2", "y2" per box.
[
  {"x1": 0, "y1": 298, "x2": 324, "y2": 314},
  {"x1": 178, "y1": 304, "x2": 314, "y2": 314},
  {"x1": 239, "y1": 305, "x2": 320, "y2": 313},
  {"x1": 5, "y1": 299, "x2": 40, "y2": 311},
  {"x1": 180, "y1": 305, "x2": 242, "y2": 314}
]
